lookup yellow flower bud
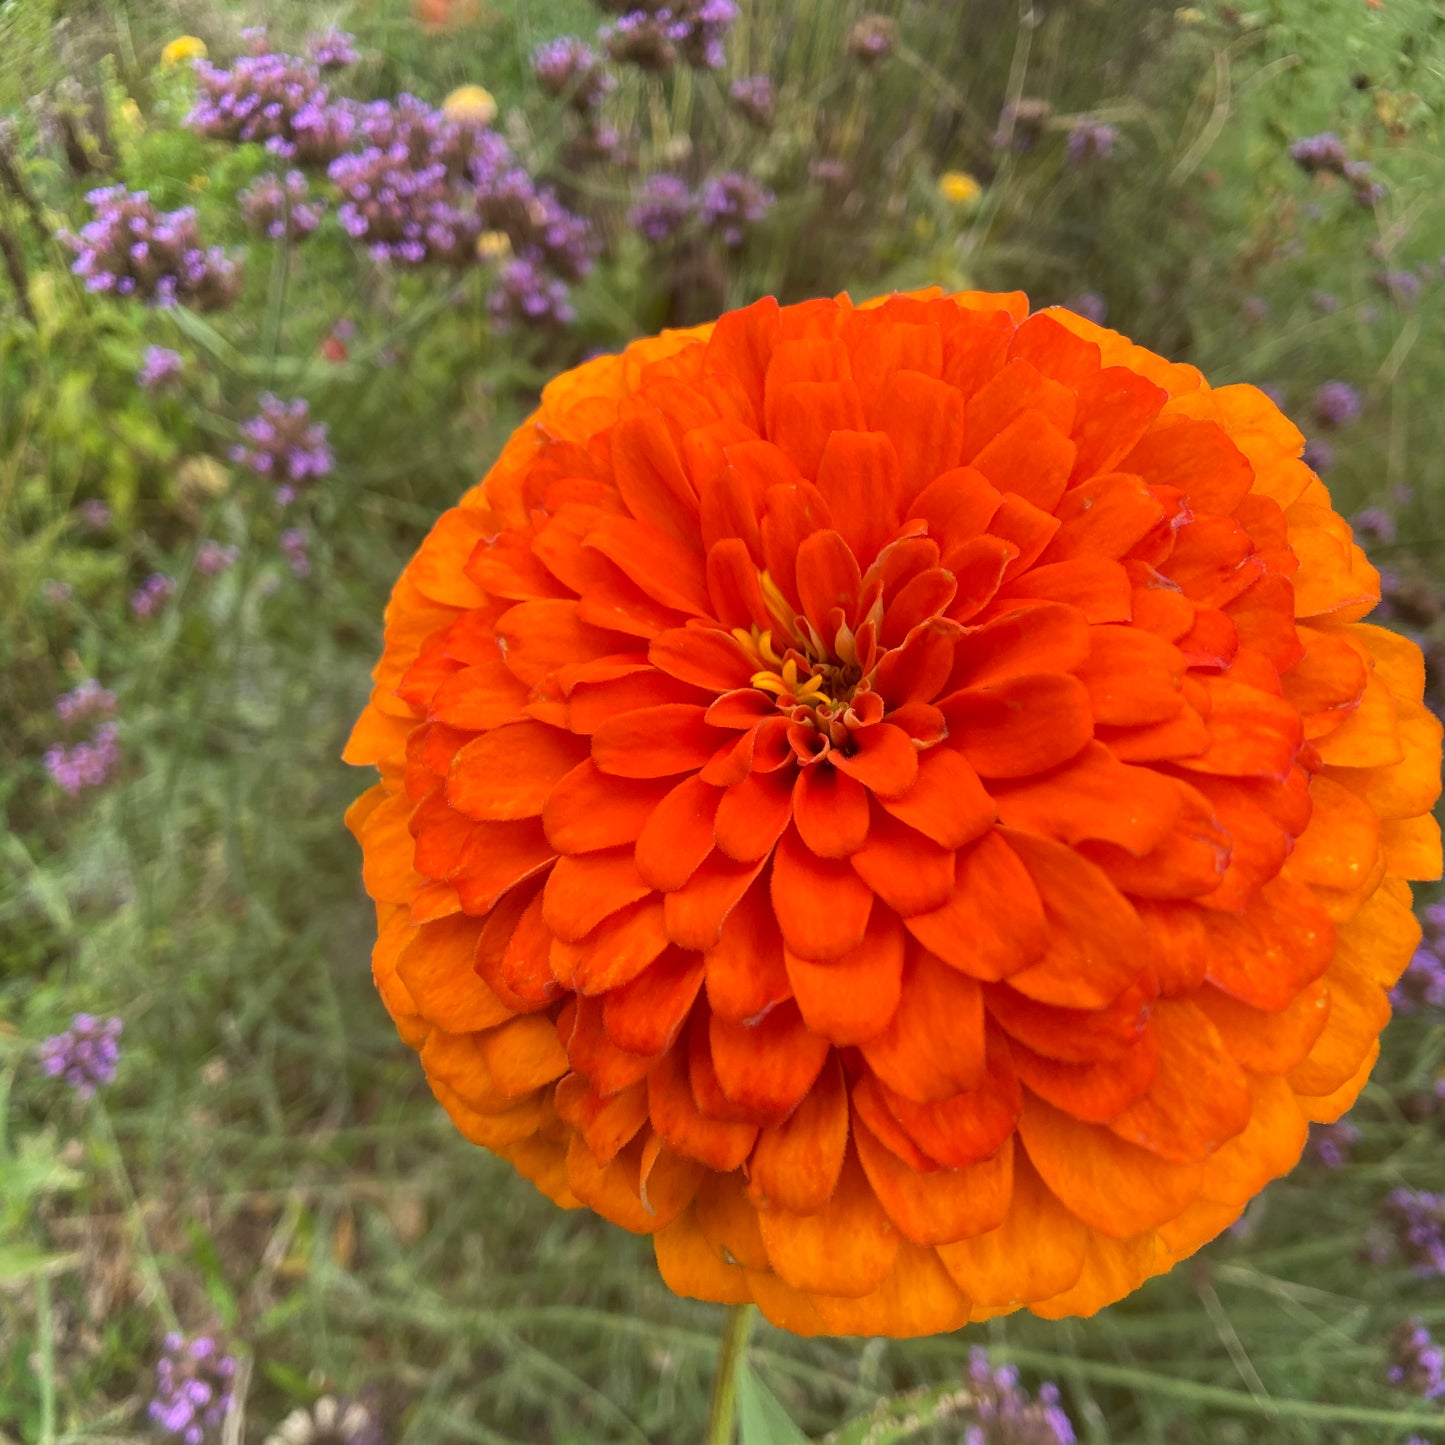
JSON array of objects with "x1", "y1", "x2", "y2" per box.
[
  {"x1": 442, "y1": 85, "x2": 498, "y2": 126},
  {"x1": 476, "y1": 230, "x2": 512, "y2": 261},
  {"x1": 161, "y1": 35, "x2": 208, "y2": 66},
  {"x1": 937, "y1": 170, "x2": 982, "y2": 207}
]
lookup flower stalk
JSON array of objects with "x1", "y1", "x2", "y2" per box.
[{"x1": 703, "y1": 1302, "x2": 757, "y2": 1445}]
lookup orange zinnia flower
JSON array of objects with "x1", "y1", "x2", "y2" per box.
[{"x1": 346, "y1": 290, "x2": 1442, "y2": 1336}]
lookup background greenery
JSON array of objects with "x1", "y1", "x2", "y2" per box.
[{"x1": 1, "y1": 0, "x2": 1443, "y2": 1440}]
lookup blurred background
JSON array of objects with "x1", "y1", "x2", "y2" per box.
[{"x1": 2, "y1": 0, "x2": 1444, "y2": 1441}]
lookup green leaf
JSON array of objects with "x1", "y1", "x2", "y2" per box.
[
  {"x1": 0, "y1": 1243, "x2": 77, "y2": 1286},
  {"x1": 736, "y1": 1362, "x2": 809, "y2": 1445},
  {"x1": 826, "y1": 1384, "x2": 978, "y2": 1445}
]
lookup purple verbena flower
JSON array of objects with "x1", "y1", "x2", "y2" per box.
[
  {"x1": 279, "y1": 527, "x2": 312, "y2": 578},
  {"x1": 964, "y1": 1348, "x2": 1076, "y2": 1444},
  {"x1": 1301, "y1": 437, "x2": 1334, "y2": 474},
  {"x1": 308, "y1": 28, "x2": 360, "y2": 71},
  {"x1": 231, "y1": 395, "x2": 332, "y2": 495},
  {"x1": 239, "y1": 170, "x2": 324, "y2": 240},
  {"x1": 1065, "y1": 118, "x2": 1117, "y2": 166},
  {"x1": 1307, "y1": 1118, "x2": 1361, "y2": 1169},
  {"x1": 196, "y1": 540, "x2": 239, "y2": 576},
  {"x1": 1345, "y1": 158, "x2": 1389, "y2": 206},
  {"x1": 1393, "y1": 944, "x2": 1445, "y2": 1014},
  {"x1": 1314, "y1": 380, "x2": 1362, "y2": 427},
  {"x1": 729, "y1": 74, "x2": 776, "y2": 128},
  {"x1": 148, "y1": 1332, "x2": 238, "y2": 1443},
  {"x1": 138, "y1": 345, "x2": 184, "y2": 390},
  {"x1": 1351, "y1": 507, "x2": 1396, "y2": 546},
  {"x1": 79, "y1": 498, "x2": 111, "y2": 530},
  {"x1": 531, "y1": 36, "x2": 613, "y2": 110},
  {"x1": 696, "y1": 170, "x2": 773, "y2": 248},
  {"x1": 1376, "y1": 268, "x2": 1422, "y2": 306},
  {"x1": 489, "y1": 254, "x2": 573, "y2": 330},
  {"x1": 627, "y1": 172, "x2": 691, "y2": 244},
  {"x1": 62, "y1": 188, "x2": 239, "y2": 310},
  {"x1": 846, "y1": 13, "x2": 897, "y2": 64},
  {"x1": 1382, "y1": 1190, "x2": 1445, "y2": 1278},
  {"x1": 55, "y1": 679, "x2": 116, "y2": 724},
  {"x1": 130, "y1": 572, "x2": 175, "y2": 619},
  {"x1": 1289, "y1": 131, "x2": 1349, "y2": 176},
  {"x1": 601, "y1": 2, "x2": 735, "y2": 71},
  {"x1": 1388, "y1": 1319, "x2": 1445, "y2": 1400},
  {"x1": 37, "y1": 1014, "x2": 122, "y2": 1096}
]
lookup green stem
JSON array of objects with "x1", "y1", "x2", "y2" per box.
[
  {"x1": 36, "y1": 1273, "x2": 56, "y2": 1445},
  {"x1": 703, "y1": 1302, "x2": 757, "y2": 1445}
]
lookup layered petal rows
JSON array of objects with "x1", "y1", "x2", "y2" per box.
[{"x1": 346, "y1": 290, "x2": 1442, "y2": 1335}]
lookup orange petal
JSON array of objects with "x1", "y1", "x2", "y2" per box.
[
  {"x1": 813, "y1": 431, "x2": 903, "y2": 569},
  {"x1": 703, "y1": 876, "x2": 793, "y2": 1022},
  {"x1": 396, "y1": 914, "x2": 514, "y2": 1033},
  {"x1": 1068, "y1": 366, "x2": 1166, "y2": 482},
  {"x1": 1287, "y1": 954, "x2": 1391, "y2": 1098},
  {"x1": 559, "y1": 995, "x2": 656, "y2": 1094},
  {"x1": 770, "y1": 824, "x2": 875, "y2": 961},
  {"x1": 873, "y1": 370, "x2": 969, "y2": 506},
  {"x1": 634, "y1": 775, "x2": 721, "y2": 890},
  {"x1": 564, "y1": 1129, "x2": 701, "y2": 1235},
  {"x1": 1017, "y1": 1091, "x2": 1201, "y2": 1239},
  {"x1": 905, "y1": 830, "x2": 1046, "y2": 981},
  {"x1": 855, "y1": 1116, "x2": 1013, "y2": 1247},
  {"x1": 542, "y1": 847, "x2": 651, "y2": 941},
  {"x1": 948, "y1": 602, "x2": 1092, "y2": 690},
  {"x1": 784, "y1": 905, "x2": 906, "y2": 1045},
  {"x1": 937, "y1": 1149, "x2": 1086, "y2": 1306},
  {"x1": 542, "y1": 761, "x2": 671, "y2": 854},
  {"x1": 860, "y1": 943, "x2": 986, "y2": 1101},
  {"x1": 1202, "y1": 875, "x2": 1335, "y2": 1012},
  {"x1": 994, "y1": 830, "x2": 1147, "y2": 1010},
  {"x1": 829, "y1": 722, "x2": 920, "y2": 797},
  {"x1": 792, "y1": 762, "x2": 871, "y2": 858},
  {"x1": 584, "y1": 514, "x2": 710, "y2": 616},
  {"x1": 602, "y1": 948, "x2": 705, "y2": 1058},
  {"x1": 1197, "y1": 1071, "x2": 1308, "y2": 1207},
  {"x1": 563, "y1": 895, "x2": 672, "y2": 994},
  {"x1": 1106, "y1": 998, "x2": 1251, "y2": 1163},
  {"x1": 877, "y1": 745, "x2": 996, "y2": 850},
  {"x1": 1009, "y1": 1028, "x2": 1158, "y2": 1124},
  {"x1": 941, "y1": 674, "x2": 1094, "y2": 778},
  {"x1": 713, "y1": 767, "x2": 795, "y2": 862},
  {"x1": 428, "y1": 660, "x2": 530, "y2": 731},
  {"x1": 647, "y1": 1037, "x2": 757, "y2": 1169},
  {"x1": 1192, "y1": 980, "x2": 1331, "y2": 1075},
  {"x1": 971, "y1": 410, "x2": 1077, "y2": 513},
  {"x1": 591, "y1": 704, "x2": 727, "y2": 778},
  {"x1": 554, "y1": 1073, "x2": 649, "y2": 1165},
  {"x1": 1029, "y1": 1231, "x2": 1162, "y2": 1320},
  {"x1": 1174, "y1": 677, "x2": 1304, "y2": 781},
  {"x1": 610, "y1": 408, "x2": 701, "y2": 548},
  {"x1": 748, "y1": 1052, "x2": 850, "y2": 1212},
  {"x1": 1120, "y1": 416, "x2": 1254, "y2": 514},
  {"x1": 567, "y1": 670, "x2": 705, "y2": 734},
  {"x1": 446, "y1": 721, "x2": 588, "y2": 821},
  {"x1": 648, "y1": 625, "x2": 756, "y2": 691},
  {"x1": 450, "y1": 818, "x2": 555, "y2": 916},
  {"x1": 709, "y1": 1001, "x2": 831, "y2": 1125},
  {"x1": 693, "y1": 1168, "x2": 770, "y2": 1270},
  {"x1": 494, "y1": 599, "x2": 631, "y2": 687},
  {"x1": 757, "y1": 1145, "x2": 900, "y2": 1297},
  {"x1": 771, "y1": 380, "x2": 869, "y2": 479},
  {"x1": 475, "y1": 1013, "x2": 569, "y2": 1097},
  {"x1": 663, "y1": 850, "x2": 768, "y2": 951},
  {"x1": 1043, "y1": 472, "x2": 1165, "y2": 563},
  {"x1": 850, "y1": 809, "x2": 956, "y2": 916},
  {"x1": 653, "y1": 1209, "x2": 752, "y2": 1304},
  {"x1": 985, "y1": 977, "x2": 1152, "y2": 1064}
]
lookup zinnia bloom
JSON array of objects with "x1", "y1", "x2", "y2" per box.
[{"x1": 346, "y1": 290, "x2": 1442, "y2": 1336}]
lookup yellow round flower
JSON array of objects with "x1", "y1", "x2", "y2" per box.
[
  {"x1": 161, "y1": 36, "x2": 208, "y2": 66},
  {"x1": 442, "y1": 85, "x2": 498, "y2": 127},
  {"x1": 938, "y1": 171, "x2": 983, "y2": 207},
  {"x1": 476, "y1": 230, "x2": 512, "y2": 262}
]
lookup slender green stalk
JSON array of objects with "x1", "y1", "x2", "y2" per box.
[
  {"x1": 703, "y1": 1303, "x2": 757, "y2": 1445},
  {"x1": 36, "y1": 1273, "x2": 56, "y2": 1445}
]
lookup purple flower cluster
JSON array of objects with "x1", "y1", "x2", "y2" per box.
[
  {"x1": 964, "y1": 1349, "x2": 1076, "y2": 1445},
  {"x1": 532, "y1": 37, "x2": 613, "y2": 111},
  {"x1": 847, "y1": 14, "x2": 898, "y2": 64},
  {"x1": 1301, "y1": 437, "x2": 1334, "y2": 475},
  {"x1": 138, "y1": 345, "x2": 184, "y2": 390},
  {"x1": 1393, "y1": 905, "x2": 1445, "y2": 1013},
  {"x1": 308, "y1": 28, "x2": 360, "y2": 72},
  {"x1": 1381, "y1": 1189, "x2": 1445, "y2": 1277},
  {"x1": 696, "y1": 171, "x2": 775, "y2": 248},
  {"x1": 1288, "y1": 132, "x2": 1387, "y2": 205},
  {"x1": 1313, "y1": 380, "x2": 1362, "y2": 427},
  {"x1": 37, "y1": 1014, "x2": 122, "y2": 1096},
  {"x1": 232, "y1": 395, "x2": 332, "y2": 503},
  {"x1": 1064, "y1": 118, "x2": 1117, "y2": 166},
  {"x1": 197, "y1": 540, "x2": 240, "y2": 575},
  {"x1": 280, "y1": 528, "x2": 311, "y2": 578},
  {"x1": 1376, "y1": 267, "x2": 1423, "y2": 307},
  {"x1": 1388, "y1": 1318, "x2": 1445, "y2": 1400},
  {"x1": 490, "y1": 256, "x2": 575, "y2": 330},
  {"x1": 64, "y1": 187, "x2": 240, "y2": 309},
  {"x1": 1307, "y1": 1118, "x2": 1361, "y2": 1169},
  {"x1": 44, "y1": 724, "x2": 120, "y2": 793},
  {"x1": 1351, "y1": 506, "x2": 1396, "y2": 546},
  {"x1": 130, "y1": 571, "x2": 175, "y2": 618},
  {"x1": 148, "y1": 1333, "x2": 238, "y2": 1444},
  {"x1": 239, "y1": 170, "x2": 324, "y2": 240},
  {"x1": 55, "y1": 679, "x2": 116, "y2": 723},
  {"x1": 599, "y1": 1, "x2": 737, "y2": 72},
  {"x1": 627, "y1": 172, "x2": 692, "y2": 244},
  {"x1": 729, "y1": 74, "x2": 776, "y2": 128},
  {"x1": 189, "y1": 38, "x2": 357, "y2": 166}
]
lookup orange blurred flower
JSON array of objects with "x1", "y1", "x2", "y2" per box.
[{"x1": 346, "y1": 290, "x2": 1441, "y2": 1336}]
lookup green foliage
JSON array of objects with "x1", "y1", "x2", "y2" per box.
[{"x1": 0, "y1": 0, "x2": 1443, "y2": 1442}]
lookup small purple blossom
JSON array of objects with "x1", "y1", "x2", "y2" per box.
[
  {"x1": 55, "y1": 679, "x2": 116, "y2": 724},
  {"x1": 196, "y1": 540, "x2": 240, "y2": 576},
  {"x1": 79, "y1": 498, "x2": 111, "y2": 530},
  {"x1": 1307, "y1": 1118, "x2": 1361, "y2": 1169},
  {"x1": 1301, "y1": 437, "x2": 1334, "y2": 474},
  {"x1": 1289, "y1": 132, "x2": 1348, "y2": 174},
  {"x1": 1065, "y1": 292, "x2": 1108, "y2": 324},
  {"x1": 148, "y1": 1333, "x2": 238, "y2": 1443},
  {"x1": 1314, "y1": 380, "x2": 1362, "y2": 427},
  {"x1": 280, "y1": 528, "x2": 312, "y2": 578},
  {"x1": 37, "y1": 1014, "x2": 122, "y2": 1097},
  {"x1": 1344, "y1": 158, "x2": 1389, "y2": 206},
  {"x1": 1308, "y1": 289, "x2": 1341, "y2": 313},
  {"x1": 627, "y1": 172, "x2": 692, "y2": 244},
  {"x1": 308, "y1": 28, "x2": 360, "y2": 71},
  {"x1": 138, "y1": 345, "x2": 184, "y2": 390},
  {"x1": 240, "y1": 170, "x2": 324, "y2": 240},
  {"x1": 489, "y1": 254, "x2": 574, "y2": 330},
  {"x1": 601, "y1": 2, "x2": 736, "y2": 72},
  {"x1": 696, "y1": 170, "x2": 773, "y2": 248},
  {"x1": 531, "y1": 37, "x2": 613, "y2": 111},
  {"x1": 43, "y1": 726, "x2": 119, "y2": 795},
  {"x1": 964, "y1": 1348, "x2": 1076, "y2": 1445},
  {"x1": 62, "y1": 187, "x2": 239, "y2": 309},
  {"x1": 130, "y1": 572, "x2": 175, "y2": 619},
  {"x1": 1376, "y1": 268, "x2": 1422, "y2": 306},
  {"x1": 1351, "y1": 507, "x2": 1396, "y2": 546},
  {"x1": 1388, "y1": 1319, "x2": 1445, "y2": 1401},
  {"x1": 846, "y1": 14, "x2": 897, "y2": 64},
  {"x1": 1065, "y1": 118, "x2": 1117, "y2": 166},
  {"x1": 1382, "y1": 1190, "x2": 1445, "y2": 1278},
  {"x1": 729, "y1": 74, "x2": 776, "y2": 127},
  {"x1": 231, "y1": 395, "x2": 332, "y2": 495},
  {"x1": 1393, "y1": 943, "x2": 1445, "y2": 1014}
]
